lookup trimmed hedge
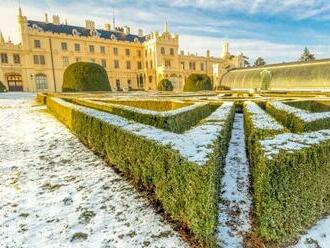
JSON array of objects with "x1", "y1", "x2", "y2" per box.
[
  {"x1": 62, "y1": 62, "x2": 111, "y2": 92},
  {"x1": 157, "y1": 79, "x2": 173, "y2": 91},
  {"x1": 252, "y1": 135, "x2": 330, "y2": 245},
  {"x1": 184, "y1": 74, "x2": 213, "y2": 92},
  {"x1": 47, "y1": 97, "x2": 235, "y2": 246},
  {"x1": 286, "y1": 100, "x2": 330, "y2": 113},
  {"x1": 0, "y1": 81, "x2": 7, "y2": 92},
  {"x1": 72, "y1": 99, "x2": 219, "y2": 133},
  {"x1": 266, "y1": 101, "x2": 330, "y2": 132}
]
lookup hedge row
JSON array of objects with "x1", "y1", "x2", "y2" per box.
[
  {"x1": 285, "y1": 100, "x2": 330, "y2": 113},
  {"x1": 244, "y1": 102, "x2": 330, "y2": 245},
  {"x1": 266, "y1": 101, "x2": 330, "y2": 132},
  {"x1": 46, "y1": 97, "x2": 235, "y2": 247},
  {"x1": 253, "y1": 132, "x2": 330, "y2": 245},
  {"x1": 71, "y1": 98, "x2": 219, "y2": 133}
]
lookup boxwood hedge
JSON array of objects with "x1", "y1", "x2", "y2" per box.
[
  {"x1": 71, "y1": 98, "x2": 219, "y2": 133},
  {"x1": 47, "y1": 96, "x2": 235, "y2": 247}
]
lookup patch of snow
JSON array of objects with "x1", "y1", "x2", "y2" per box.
[
  {"x1": 0, "y1": 93, "x2": 187, "y2": 248},
  {"x1": 260, "y1": 130, "x2": 330, "y2": 159},
  {"x1": 217, "y1": 113, "x2": 252, "y2": 248},
  {"x1": 269, "y1": 101, "x2": 330, "y2": 122},
  {"x1": 52, "y1": 98, "x2": 234, "y2": 166},
  {"x1": 291, "y1": 214, "x2": 330, "y2": 248},
  {"x1": 245, "y1": 101, "x2": 285, "y2": 131}
]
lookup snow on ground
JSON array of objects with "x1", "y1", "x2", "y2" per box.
[
  {"x1": 217, "y1": 113, "x2": 252, "y2": 248},
  {"x1": 291, "y1": 215, "x2": 330, "y2": 248},
  {"x1": 0, "y1": 93, "x2": 187, "y2": 248}
]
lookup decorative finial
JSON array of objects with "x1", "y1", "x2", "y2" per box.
[
  {"x1": 8, "y1": 36, "x2": 11, "y2": 43},
  {"x1": 0, "y1": 31, "x2": 4, "y2": 43}
]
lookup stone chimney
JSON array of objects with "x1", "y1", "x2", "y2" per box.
[
  {"x1": 104, "y1": 23, "x2": 111, "y2": 31},
  {"x1": 52, "y1": 15, "x2": 60, "y2": 25},
  {"x1": 123, "y1": 26, "x2": 130, "y2": 35},
  {"x1": 85, "y1": 20, "x2": 95, "y2": 30},
  {"x1": 138, "y1": 29, "x2": 143, "y2": 37}
]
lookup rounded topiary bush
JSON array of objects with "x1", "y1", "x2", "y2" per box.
[
  {"x1": 157, "y1": 79, "x2": 173, "y2": 91},
  {"x1": 62, "y1": 62, "x2": 111, "y2": 92},
  {"x1": 183, "y1": 73, "x2": 213, "y2": 91},
  {"x1": 0, "y1": 81, "x2": 7, "y2": 92}
]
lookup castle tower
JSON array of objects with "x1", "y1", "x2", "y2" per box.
[{"x1": 221, "y1": 41, "x2": 230, "y2": 59}]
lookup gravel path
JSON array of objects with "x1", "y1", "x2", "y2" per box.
[{"x1": 0, "y1": 93, "x2": 187, "y2": 248}]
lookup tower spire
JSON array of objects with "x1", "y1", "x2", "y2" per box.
[
  {"x1": 112, "y1": 7, "x2": 116, "y2": 30},
  {"x1": 18, "y1": 0, "x2": 22, "y2": 17},
  {"x1": 164, "y1": 17, "x2": 168, "y2": 33}
]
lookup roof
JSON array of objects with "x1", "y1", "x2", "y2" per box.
[{"x1": 27, "y1": 20, "x2": 146, "y2": 43}]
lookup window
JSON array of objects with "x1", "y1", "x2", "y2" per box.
[
  {"x1": 63, "y1": 56, "x2": 69, "y2": 67},
  {"x1": 200, "y1": 63, "x2": 204, "y2": 71},
  {"x1": 127, "y1": 79, "x2": 131, "y2": 89},
  {"x1": 34, "y1": 40, "x2": 41, "y2": 48},
  {"x1": 137, "y1": 50, "x2": 142, "y2": 57},
  {"x1": 165, "y1": 60, "x2": 171, "y2": 68},
  {"x1": 170, "y1": 48, "x2": 174, "y2": 55},
  {"x1": 13, "y1": 54, "x2": 20, "y2": 64},
  {"x1": 145, "y1": 61, "x2": 148, "y2": 69},
  {"x1": 35, "y1": 74, "x2": 48, "y2": 90},
  {"x1": 1, "y1": 53, "x2": 8, "y2": 63},
  {"x1": 148, "y1": 75, "x2": 152, "y2": 83},
  {"x1": 125, "y1": 48, "x2": 130, "y2": 56},
  {"x1": 150, "y1": 60, "x2": 153, "y2": 69},
  {"x1": 149, "y1": 48, "x2": 152, "y2": 55},
  {"x1": 189, "y1": 61, "x2": 196, "y2": 70},
  {"x1": 145, "y1": 50, "x2": 147, "y2": 57},
  {"x1": 61, "y1": 42, "x2": 68, "y2": 51},
  {"x1": 113, "y1": 47, "x2": 118, "y2": 55},
  {"x1": 33, "y1": 55, "x2": 45, "y2": 65},
  {"x1": 126, "y1": 61, "x2": 131, "y2": 69},
  {"x1": 180, "y1": 61, "x2": 185, "y2": 70},
  {"x1": 74, "y1": 43, "x2": 80, "y2": 52},
  {"x1": 100, "y1": 46, "x2": 105, "y2": 54},
  {"x1": 116, "y1": 79, "x2": 121, "y2": 90},
  {"x1": 161, "y1": 47, "x2": 165, "y2": 55},
  {"x1": 89, "y1": 45, "x2": 95, "y2": 53},
  {"x1": 114, "y1": 60, "x2": 119, "y2": 69},
  {"x1": 137, "y1": 61, "x2": 142, "y2": 70},
  {"x1": 101, "y1": 59, "x2": 107, "y2": 68}
]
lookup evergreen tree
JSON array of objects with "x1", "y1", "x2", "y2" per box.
[
  {"x1": 254, "y1": 57, "x2": 266, "y2": 66},
  {"x1": 299, "y1": 47, "x2": 315, "y2": 62}
]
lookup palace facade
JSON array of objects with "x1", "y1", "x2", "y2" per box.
[{"x1": 0, "y1": 8, "x2": 245, "y2": 92}]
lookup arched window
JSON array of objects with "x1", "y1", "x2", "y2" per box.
[
  {"x1": 161, "y1": 47, "x2": 165, "y2": 55},
  {"x1": 35, "y1": 74, "x2": 48, "y2": 90}
]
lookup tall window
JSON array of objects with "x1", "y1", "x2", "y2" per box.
[
  {"x1": 100, "y1": 46, "x2": 105, "y2": 54},
  {"x1": 161, "y1": 47, "x2": 165, "y2": 55},
  {"x1": 1, "y1": 53, "x2": 8, "y2": 63},
  {"x1": 200, "y1": 63, "x2": 204, "y2": 71},
  {"x1": 145, "y1": 61, "x2": 148, "y2": 69},
  {"x1": 63, "y1": 56, "x2": 69, "y2": 67},
  {"x1": 114, "y1": 60, "x2": 119, "y2": 69},
  {"x1": 125, "y1": 48, "x2": 130, "y2": 56},
  {"x1": 35, "y1": 74, "x2": 48, "y2": 90},
  {"x1": 101, "y1": 59, "x2": 107, "y2": 68},
  {"x1": 13, "y1": 54, "x2": 20, "y2": 64},
  {"x1": 148, "y1": 75, "x2": 152, "y2": 83},
  {"x1": 127, "y1": 79, "x2": 131, "y2": 89},
  {"x1": 116, "y1": 79, "x2": 121, "y2": 90},
  {"x1": 74, "y1": 43, "x2": 80, "y2": 52},
  {"x1": 89, "y1": 45, "x2": 95, "y2": 53},
  {"x1": 165, "y1": 60, "x2": 171, "y2": 68},
  {"x1": 33, "y1": 55, "x2": 45, "y2": 65},
  {"x1": 137, "y1": 61, "x2": 142, "y2": 70},
  {"x1": 126, "y1": 61, "x2": 131, "y2": 69},
  {"x1": 113, "y1": 47, "x2": 118, "y2": 55},
  {"x1": 170, "y1": 48, "x2": 174, "y2": 55},
  {"x1": 180, "y1": 61, "x2": 185, "y2": 70},
  {"x1": 61, "y1": 42, "x2": 68, "y2": 51},
  {"x1": 137, "y1": 50, "x2": 142, "y2": 57},
  {"x1": 34, "y1": 40, "x2": 41, "y2": 48},
  {"x1": 150, "y1": 61, "x2": 153, "y2": 69}
]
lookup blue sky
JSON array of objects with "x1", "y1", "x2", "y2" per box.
[{"x1": 1, "y1": 0, "x2": 330, "y2": 63}]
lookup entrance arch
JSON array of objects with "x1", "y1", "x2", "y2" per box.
[{"x1": 7, "y1": 74, "x2": 23, "y2": 91}]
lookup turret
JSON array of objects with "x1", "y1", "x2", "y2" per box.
[{"x1": 221, "y1": 41, "x2": 230, "y2": 59}]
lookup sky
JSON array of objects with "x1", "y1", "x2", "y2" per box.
[{"x1": 1, "y1": 0, "x2": 330, "y2": 64}]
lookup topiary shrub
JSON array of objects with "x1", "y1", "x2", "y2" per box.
[
  {"x1": 0, "y1": 81, "x2": 7, "y2": 92},
  {"x1": 62, "y1": 62, "x2": 111, "y2": 92},
  {"x1": 183, "y1": 73, "x2": 213, "y2": 91},
  {"x1": 157, "y1": 79, "x2": 173, "y2": 91}
]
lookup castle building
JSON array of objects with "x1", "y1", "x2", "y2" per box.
[{"x1": 0, "y1": 8, "x2": 245, "y2": 92}]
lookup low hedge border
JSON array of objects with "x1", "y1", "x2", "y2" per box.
[
  {"x1": 46, "y1": 97, "x2": 235, "y2": 247},
  {"x1": 252, "y1": 130, "x2": 330, "y2": 245},
  {"x1": 266, "y1": 101, "x2": 330, "y2": 132},
  {"x1": 70, "y1": 98, "x2": 219, "y2": 133},
  {"x1": 285, "y1": 100, "x2": 330, "y2": 113}
]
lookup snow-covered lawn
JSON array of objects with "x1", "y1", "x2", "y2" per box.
[
  {"x1": 0, "y1": 93, "x2": 187, "y2": 248},
  {"x1": 217, "y1": 113, "x2": 252, "y2": 248}
]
